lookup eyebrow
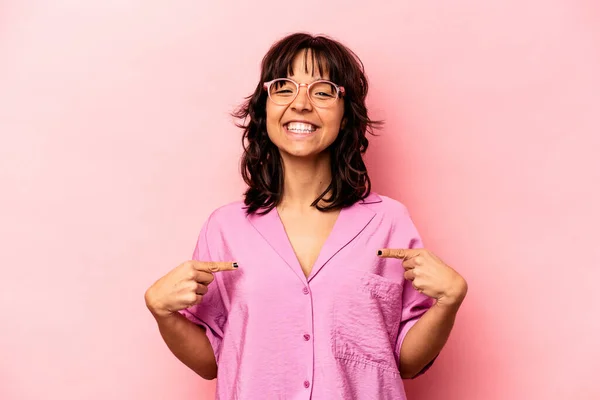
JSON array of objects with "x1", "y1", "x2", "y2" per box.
[{"x1": 287, "y1": 75, "x2": 329, "y2": 82}]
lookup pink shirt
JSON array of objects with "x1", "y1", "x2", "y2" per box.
[{"x1": 180, "y1": 193, "x2": 435, "y2": 399}]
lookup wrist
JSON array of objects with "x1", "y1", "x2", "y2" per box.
[
  {"x1": 144, "y1": 290, "x2": 173, "y2": 319},
  {"x1": 434, "y1": 298, "x2": 463, "y2": 314},
  {"x1": 436, "y1": 278, "x2": 468, "y2": 310},
  {"x1": 149, "y1": 305, "x2": 179, "y2": 321}
]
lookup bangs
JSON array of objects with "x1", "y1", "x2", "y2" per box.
[{"x1": 265, "y1": 39, "x2": 343, "y2": 84}]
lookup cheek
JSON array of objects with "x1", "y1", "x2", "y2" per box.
[
  {"x1": 265, "y1": 107, "x2": 275, "y2": 140},
  {"x1": 324, "y1": 109, "x2": 344, "y2": 133},
  {"x1": 265, "y1": 103, "x2": 283, "y2": 133},
  {"x1": 330, "y1": 102, "x2": 345, "y2": 125}
]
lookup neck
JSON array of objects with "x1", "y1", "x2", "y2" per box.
[{"x1": 279, "y1": 152, "x2": 332, "y2": 212}]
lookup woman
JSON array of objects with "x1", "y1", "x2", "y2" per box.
[{"x1": 145, "y1": 32, "x2": 468, "y2": 399}]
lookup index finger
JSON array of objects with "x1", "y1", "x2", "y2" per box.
[
  {"x1": 193, "y1": 261, "x2": 239, "y2": 272},
  {"x1": 377, "y1": 249, "x2": 418, "y2": 259}
]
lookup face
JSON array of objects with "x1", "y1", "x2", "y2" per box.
[{"x1": 265, "y1": 50, "x2": 345, "y2": 160}]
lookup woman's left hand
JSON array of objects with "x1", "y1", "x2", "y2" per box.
[{"x1": 378, "y1": 248, "x2": 468, "y2": 308}]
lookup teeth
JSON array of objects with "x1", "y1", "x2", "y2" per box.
[{"x1": 287, "y1": 122, "x2": 316, "y2": 133}]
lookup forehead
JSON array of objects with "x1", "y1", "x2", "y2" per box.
[{"x1": 286, "y1": 49, "x2": 331, "y2": 80}]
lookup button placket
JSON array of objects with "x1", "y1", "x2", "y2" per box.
[{"x1": 303, "y1": 284, "x2": 314, "y2": 395}]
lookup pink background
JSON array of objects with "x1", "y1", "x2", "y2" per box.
[{"x1": 1, "y1": 1, "x2": 599, "y2": 399}]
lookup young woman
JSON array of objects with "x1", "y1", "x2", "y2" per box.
[{"x1": 145, "y1": 32, "x2": 468, "y2": 399}]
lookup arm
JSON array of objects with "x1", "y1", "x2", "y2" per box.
[
  {"x1": 399, "y1": 295, "x2": 465, "y2": 378},
  {"x1": 145, "y1": 258, "x2": 231, "y2": 380},
  {"x1": 149, "y1": 308, "x2": 218, "y2": 379},
  {"x1": 379, "y1": 248, "x2": 468, "y2": 379},
  {"x1": 145, "y1": 216, "x2": 234, "y2": 380}
]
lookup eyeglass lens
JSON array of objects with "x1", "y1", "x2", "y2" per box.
[{"x1": 268, "y1": 79, "x2": 338, "y2": 106}]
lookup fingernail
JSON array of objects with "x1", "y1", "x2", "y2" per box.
[
  {"x1": 232, "y1": 262, "x2": 238, "y2": 268},
  {"x1": 377, "y1": 250, "x2": 382, "y2": 256}
]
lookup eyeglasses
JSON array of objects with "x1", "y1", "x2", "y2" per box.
[{"x1": 263, "y1": 78, "x2": 345, "y2": 108}]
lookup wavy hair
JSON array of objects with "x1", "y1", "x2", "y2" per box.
[{"x1": 233, "y1": 33, "x2": 382, "y2": 215}]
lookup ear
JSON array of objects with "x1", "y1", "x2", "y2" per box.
[{"x1": 341, "y1": 117, "x2": 347, "y2": 130}]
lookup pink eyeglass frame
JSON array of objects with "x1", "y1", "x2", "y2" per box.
[{"x1": 263, "y1": 78, "x2": 346, "y2": 107}]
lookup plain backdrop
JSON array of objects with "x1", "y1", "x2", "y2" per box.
[{"x1": 1, "y1": 1, "x2": 599, "y2": 399}]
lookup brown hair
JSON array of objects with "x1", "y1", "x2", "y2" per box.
[{"x1": 233, "y1": 32, "x2": 382, "y2": 214}]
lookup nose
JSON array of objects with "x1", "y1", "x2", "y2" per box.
[{"x1": 290, "y1": 84, "x2": 312, "y2": 112}]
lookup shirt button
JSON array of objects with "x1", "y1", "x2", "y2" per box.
[
  {"x1": 304, "y1": 380, "x2": 310, "y2": 388},
  {"x1": 302, "y1": 287, "x2": 309, "y2": 295},
  {"x1": 303, "y1": 334, "x2": 311, "y2": 341}
]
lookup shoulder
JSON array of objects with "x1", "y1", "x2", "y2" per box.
[
  {"x1": 359, "y1": 192, "x2": 411, "y2": 218},
  {"x1": 360, "y1": 192, "x2": 423, "y2": 242},
  {"x1": 202, "y1": 200, "x2": 248, "y2": 229}
]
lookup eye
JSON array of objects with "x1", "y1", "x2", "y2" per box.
[
  {"x1": 310, "y1": 82, "x2": 337, "y2": 99},
  {"x1": 274, "y1": 88, "x2": 294, "y2": 94},
  {"x1": 270, "y1": 80, "x2": 296, "y2": 97}
]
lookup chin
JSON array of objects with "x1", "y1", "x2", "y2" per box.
[
  {"x1": 269, "y1": 133, "x2": 336, "y2": 160},
  {"x1": 282, "y1": 147, "x2": 320, "y2": 158},
  {"x1": 285, "y1": 139, "x2": 336, "y2": 158}
]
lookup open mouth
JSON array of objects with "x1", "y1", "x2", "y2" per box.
[{"x1": 284, "y1": 122, "x2": 319, "y2": 134}]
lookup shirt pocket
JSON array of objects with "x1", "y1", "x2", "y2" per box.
[{"x1": 332, "y1": 269, "x2": 404, "y2": 374}]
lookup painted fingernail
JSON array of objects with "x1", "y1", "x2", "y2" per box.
[
  {"x1": 377, "y1": 250, "x2": 382, "y2": 256},
  {"x1": 232, "y1": 262, "x2": 238, "y2": 268}
]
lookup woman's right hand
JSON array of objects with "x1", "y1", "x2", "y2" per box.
[{"x1": 144, "y1": 260, "x2": 238, "y2": 318}]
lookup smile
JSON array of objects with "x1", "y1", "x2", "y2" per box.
[{"x1": 284, "y1": 122, "x2": 318, "y2": 134}]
